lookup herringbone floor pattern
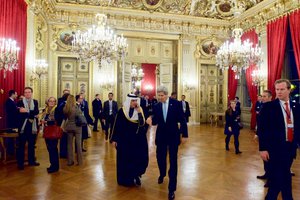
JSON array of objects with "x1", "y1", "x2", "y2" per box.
[{"x1": 0, "y1": 125, "x2": 299, "y2": 200}]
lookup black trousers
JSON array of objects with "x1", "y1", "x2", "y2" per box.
[
  {"x1": 93, "y1": 114, "x2": 105, "y2": 131},
  {"x1": 225, "y1": 131, "x2": 240, "y2": 152},
  {"x1": 156, "y1": 143, "x2": 179, "y2": 192},
  {"x1": 105, "y1": 115, "x2": 115, "y2": 139},
  {"x1": 45, "y1": 139, "x2": 59, "y2": 170},
  {"x1": 17, "y1": 123, "x2": 37, "y2": 167},
  {"x1": 265, "y1": 143, "x2": 294, "y2": 200},
  {"x1": 263, "y1": 160, "x2": 271, "y2": 177},
  {"x1": 59, "y1": 132, "x2": 68, "y2": 158}
]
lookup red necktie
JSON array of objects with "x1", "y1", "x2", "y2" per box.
[{"x1": 284, "y1": 102, "x2": 293, "y2": 142}]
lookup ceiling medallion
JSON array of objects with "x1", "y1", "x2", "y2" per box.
[{"x1": 142, "y1": 0, "x2": 164, "y2": 10}]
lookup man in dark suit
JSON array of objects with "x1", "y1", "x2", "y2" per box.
[
  {"x1": 147, "y1": 86, "x2": 188, "y2": 200},
  {"x1": 4, "y1": 90, "x2": 19, "y2": 155},
  {"x1": 57, "y1": 89, "x2": 70, "y2": 106},
  {"x1": 77, "y1": 93, "x2": 93, "y2": 151},
  {"x1": 102, "y1": 92, "x2": 118, "y2": 141},
  {"x1": 259, "y1": 79, "x2": 300, "y2": 200},
  {"x1": 17, "y1": 87, "x2": 40, "y2": 170},
  {"x1": 256, "y1": 90, "x2": 272, "y2": 187},
  {"x1": 235, "y1": 96, "x2": 241, "y2": 115},
  {"x1": 92, "y1": 94, "x2": 103, "y2": 132},
  {"x1": 5, "y1": 90, "x2": 19, "y2": 130},
  {"x1": 55, "y1": 93, "x2": 70, "y2": 158},
  {"x1": 140, "y1": 95, "x2": 151, "y2": 119},
  {"x1": 180, "y1": 95, "x2": 191, "y2": 123}
]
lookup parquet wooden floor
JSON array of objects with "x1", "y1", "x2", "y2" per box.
[{"x1": 0, "y1": 125, "x2": 299, "y2": 200}]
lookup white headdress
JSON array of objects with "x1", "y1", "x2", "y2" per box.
[{"x1": 123, "y1": 94, "x2": 141, "y2": 121}]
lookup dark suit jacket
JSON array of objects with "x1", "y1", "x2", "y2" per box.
[
  {"x1": 255, "y1": 101, "x2": 263, "y2": 113},
  {"x1": 103, "y1": 100, "x2": 118, "y2": 119},
  {"x1": 140, "y1": 98, "x2": 151, "y2": 119},
  {"x1": 5, "y1": 98, "x2": 18, "y2": 129},
  {"x1": 258, "y1": 98, "x2": 300, "y2": 160},
  {"x1": 92, "y1": 99, "x2": 103, "y2": 118},
  {"x1": 16, "y1": 99, "x2": 39, "y2": 131},
  {"x1": 152, "y1": 98, "x2": 188, "y2": 145},
  {"x1": 180, "y1": 100, "x2": 191, "y2": 121},
  {"x1": 80, "y1": 100, "x2": 93, "y2": 125}
]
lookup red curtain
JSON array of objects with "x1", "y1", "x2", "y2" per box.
[
  {"x1": 267, "y1": 16, "x2": 288, "y2": 97},
  {"x1": 241, "y1": 30, "x2": 258, "y2": 129},
  {"x1": 141, "y1": 63, "x2": 156, "y2": 99},
  {"x1": 0, "y1": 0, "x2": 27, "y2": 128},
  {"x1": 289, "y1": 9, "x2": 300, "y2": 78},
  {"x1": 228, "y1": 68, "x2": 238, "y2": 103}
]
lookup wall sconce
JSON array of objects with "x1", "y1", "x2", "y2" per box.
[
  {"x1": 99, "y1": 75, "x2": 114, "y2": 91},
  {"x1": 32, "y1": 59, "x2": 48, "y2": 79},
  {"x1": 183, "y1": 80, "x2": 196, "y2": 91}
]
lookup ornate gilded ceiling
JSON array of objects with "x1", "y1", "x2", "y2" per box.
[{"x1": 55, "y1": 0, "x2": 264, "y2": 20}]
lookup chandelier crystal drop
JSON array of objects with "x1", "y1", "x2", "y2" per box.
[
  {"x1": 72, "y1": 13, "x2": 128, "y2": 68},
  {"x1": 0, "y1": 38, "x2": 20, "y2": 78},
  {"x1": 216, "y1": 27, "x2": 263, "y2": 79}
]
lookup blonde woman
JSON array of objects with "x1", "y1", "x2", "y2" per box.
[
  {"x1": 40, "y1": 97, "x2": 59, "y2": 173},
  {"x1": 63, "y1": 95, "x2": 83, "y2": 166}
]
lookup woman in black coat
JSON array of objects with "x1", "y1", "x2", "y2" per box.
[{"x1": 224, "y1": 100, "x2": 242, "y2": 154}]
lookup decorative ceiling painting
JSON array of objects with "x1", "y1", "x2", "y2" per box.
[{"x1": 55, "y1": 0, "x2": 265, "y2": 20}]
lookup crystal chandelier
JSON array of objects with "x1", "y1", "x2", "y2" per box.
[
  {"x1": 251, "y1": 68, "x2": 266, "y2": 86},
  {"x1": 216, "y1": 27, "x2": 263, "y2": 79},
  {"x1": 0, "y1": 38, "x2": 20, "y2": 78},
  {"x1": 72, "y1": 13, "x2": 128, "y2": 68},
  {"x1": 131, "y1": 64, "x2": 144, "y2": 89}
]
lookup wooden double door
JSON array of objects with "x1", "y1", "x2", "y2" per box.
[
  {"x1": 58, "y1": 57, "x2": 90, "y2": 100},
  {"x1": 199, "y1": 64, "x2": 225, "y2": 123}
]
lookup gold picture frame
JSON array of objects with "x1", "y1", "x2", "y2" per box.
[{"x1": 142, "y1": 0, "x2": 164, "y2": 10}]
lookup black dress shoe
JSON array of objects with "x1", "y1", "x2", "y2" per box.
[
  {"x1": 82, "y1": 149, "x2": 87, "y2": 152},
  {"x1": 47, "y1": 168, "x2": 59, "y2": 173},
  {"x1": 291, "y1": 172, "x2": 295, "y2": 176},
  {"x1": 29, "y1": 162, "x2": 40, "y2": 166},
  {"x1": 257, "y1": 174, "x2": 268, "y2": 179},
  {"x1": 264, "y1": 181, "x2": 270, "y2": 188},
  {"x1": 235, "y1": 151, "x2": 242, "y2": 154},
  {"x1": 158, "y1": 176, "x2": 164, "y2": 184},
  {"x1": 168, "y1": 191, "x2": 175, "y2": 200},
  {"x1": 135, "y1": 176, "x2": 141, "y2": 186},
  {"x1": 18, "y1": 165, "x2": 24, "y2": 170}
]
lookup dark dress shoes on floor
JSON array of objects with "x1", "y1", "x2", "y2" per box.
[
  {"x1": 291, "y1": 171, "x2": 295, "y2": 176},
  {"x1": 82, "y1": 149, "x2": 87, "y2": 152},
  {"x1": 235, "y1": 151, "x2": 242, "y2": 155},
  {"x1": 135, "y1": 176, "x2": 141, "y2": 186},
  {"x1": 47, "y1": 168, "x2": 59, "y2": 174},
  {"x1": 264, "y1": 181, "x2": 270, "y2": 188},
  {"x1": 168, "y1": 191, "x2": 175, "y2": 200},
  {"x1": 158, "y1": 176, "x2": 164, "y2": 184},
  {"x1": 257, "y1": 174, "x2": 268, "y2": 180},
  {"x1": 29, "y1": 162, "x2": 40, "y2": 166},
  {"x1": 18, "y1": 165, "x2": 24, "y2": 170}
]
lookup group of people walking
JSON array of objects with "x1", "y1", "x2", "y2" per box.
[{"x1": 3, "y1": 85, "x2": 189, "y2": 200}]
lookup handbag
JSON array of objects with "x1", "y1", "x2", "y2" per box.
[
  {"x1": 43, "y1": 125, "x2": 63, "y2": 139},
  {"x1": 75, "y1": 108, "x2": 87, "y2": 127}
]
